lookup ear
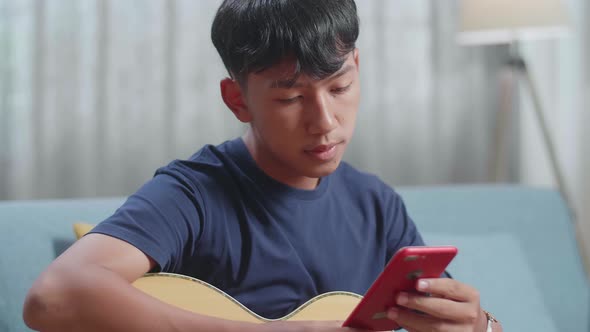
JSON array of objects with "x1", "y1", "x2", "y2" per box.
[
  {"x1": 352, "y1": 48, "x2": 360, "y2": 70},
  {"x1": 220, "y1": 78, "x2": 252, "y2": 123}
]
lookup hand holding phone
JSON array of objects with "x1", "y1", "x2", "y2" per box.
[{"x1": 342, "y1": 246, "x2": 457, "y2": 331}]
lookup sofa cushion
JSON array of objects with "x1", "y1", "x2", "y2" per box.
[
  {"x1": 399, "y1": 185, "x2": 589, "y2": 332},
  {"x1": 423, "y1": 232, "x2": 558, "y2": 331},
  {"x1": 73, "y1": 223, "x2": 95, "y2": 239}
]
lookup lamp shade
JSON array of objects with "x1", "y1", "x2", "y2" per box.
[{"x1": 458, "y1": 0, "x2": 569, "y2": 45}]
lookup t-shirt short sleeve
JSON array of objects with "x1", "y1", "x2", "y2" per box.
[
  {"x1": 89, "y1": 168, "x2": 206, "y2": 272},
  {"x1": 384, "y1": 188, "x2": 452, "y2": 279},
  {"x1": 384, "y1": 188, "x2": 426, "y2": 259}
]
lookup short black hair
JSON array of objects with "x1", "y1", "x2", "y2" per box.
[{"x1": 211, "y1": 0, "x2": 359, "y2": 84}]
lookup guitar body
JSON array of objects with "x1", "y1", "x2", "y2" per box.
[{"x1": 132, "y1": 273, "x2": 362, "y2": 323}]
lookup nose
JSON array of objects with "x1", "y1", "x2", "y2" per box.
[{"x1": 306, "y1": 95, "x2": 337, "y2": 135}]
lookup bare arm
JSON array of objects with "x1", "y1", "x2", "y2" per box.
[
  {"x1": 24, "y1": 234, "x2": 373, "y2": 332},
  {"x1": 23, "y1": 233, "x2": 259, "y2": 332}
]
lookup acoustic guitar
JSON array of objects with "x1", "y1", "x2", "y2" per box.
[{"x1": 132, "y1": 272, "x2": 363, "y2": 323}]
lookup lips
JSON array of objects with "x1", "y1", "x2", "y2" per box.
[
  {"x1": 308, "y1": 144, "x2": 336, "y2": 153},
  {"x1": 304, "y1": 142, "x2": 342, "y2": 161}
]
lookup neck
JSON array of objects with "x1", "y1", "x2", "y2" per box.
[{"x1": 242, "y1": 130, "x2": 320, "y2": 190}]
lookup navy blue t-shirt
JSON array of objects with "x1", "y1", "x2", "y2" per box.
[{"x1": 90, "y1": 138, "x2": 425, "y2": 319}]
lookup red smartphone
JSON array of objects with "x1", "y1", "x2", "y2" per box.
[{"x1": 342, "y1": 246, "x2": 458, "y2": 331}]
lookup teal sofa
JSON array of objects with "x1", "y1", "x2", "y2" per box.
[{"x1": 1, "y1": 185, "x2": 588, "y2": 331}]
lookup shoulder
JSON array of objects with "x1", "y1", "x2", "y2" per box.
[{"x1": 154, "y1": 140, "x2": 239, "y2": 190}]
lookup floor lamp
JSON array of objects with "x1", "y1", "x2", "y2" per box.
[
  {"x1": 457, "y1": 0, "x2": 572, "y2": 207},
  {"x1": 457, "y1": 0, "x2": 588, "y2": 269}
]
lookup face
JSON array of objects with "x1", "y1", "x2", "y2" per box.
[{"x1": 221, "y1": 50, "x2": 360, "y2": 190}]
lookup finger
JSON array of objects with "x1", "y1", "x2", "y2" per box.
[
  {"x1": 396, "y1": 291, "x2": 480, "y2": 322},
  {"x1": 417, "y1": 278, "x2": 480, "y2": 302},
  {"x1": 387, "y1": 307, "x2": 452, "y2": 332}
]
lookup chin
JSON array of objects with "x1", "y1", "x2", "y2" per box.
[{"x1": 304, "y1": 159, "x2": 342, "y2": 178}]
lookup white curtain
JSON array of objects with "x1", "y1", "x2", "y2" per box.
[
  {"x1": 518, "y1": 0, "x2": 590, "y2": 265},
  {"x1": 1, "y1": 0, "x2": 505, "y2": 200},
  {"x1": 351, "y1": 1, "x2": 506, "y2": 185},
  {"x1": 1, "y1": 0, "x2": 244, "y2": 199}
]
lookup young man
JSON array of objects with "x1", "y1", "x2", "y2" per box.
[{"x1": 24, "y1": 1, "x2": 502, "y2": 331}]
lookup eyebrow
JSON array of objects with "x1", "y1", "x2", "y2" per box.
[{"x1": 269, "y1": 64, "x2": 355, "y2": 89}]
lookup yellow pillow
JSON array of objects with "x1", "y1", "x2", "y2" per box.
[{"x1": 73, "y1": 222, "x2": 96, "y2": 239}]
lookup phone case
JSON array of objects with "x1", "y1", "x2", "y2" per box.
[{"x1": 342, "y1": 246, "x2": 458, "y2": 331}]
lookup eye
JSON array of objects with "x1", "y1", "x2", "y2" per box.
[
  {"x1": 277, "y1": 96, "x2": 302, "y2": 105},
  {"x1": 331, "y1": 82, "x2": 352, "y2": 94}
]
